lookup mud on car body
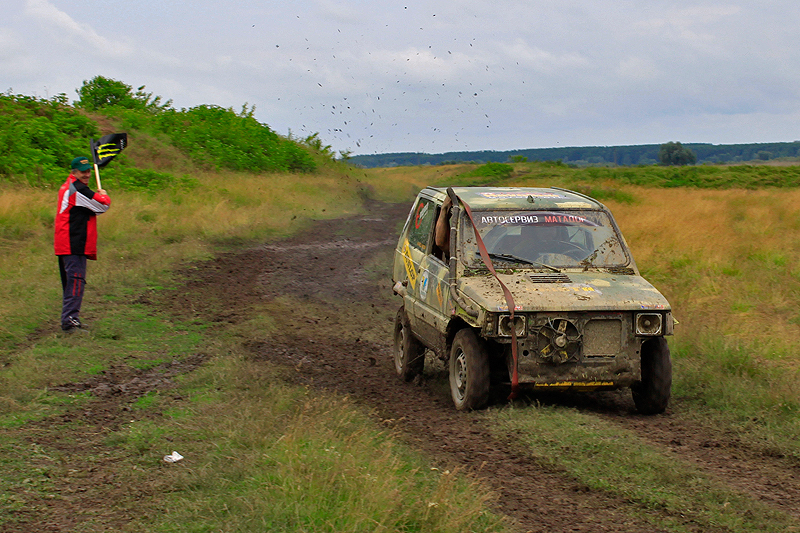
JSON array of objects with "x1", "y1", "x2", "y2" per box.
[{"x1": 391, "y1": 186, "x2": 674, "y2": 414}]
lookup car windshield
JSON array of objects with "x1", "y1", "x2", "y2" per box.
[{"x1": 459, "y1": 210, "x2": 629, "y2": 269}]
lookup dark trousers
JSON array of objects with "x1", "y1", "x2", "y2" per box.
[{"x1": 58, "y1": 255, "x2": 87, "y2": 325}]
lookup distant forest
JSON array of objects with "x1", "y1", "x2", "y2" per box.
[{"x1": 348, "y1": 141, "x2": 800, "y2": 168}]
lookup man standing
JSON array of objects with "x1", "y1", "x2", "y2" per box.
[{"x1": 54, "y1": 156, "x2": 111, "y2": 332}]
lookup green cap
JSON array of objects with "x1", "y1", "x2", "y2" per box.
[{"x1": 70, "y1": 156, "x2": 92, "y2": 171}]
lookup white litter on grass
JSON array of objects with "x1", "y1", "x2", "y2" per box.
[{"x1": 163, "y1": 451, "x2": 184, "y2": 463}]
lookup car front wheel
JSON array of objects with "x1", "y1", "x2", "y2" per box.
[
  {"x1": 449, "y1": 328, "x2": 490, "y2": 410},
  {"x1": 393, "y1": 307, "x2": 425, "y2": 381},
  {"x1": 632, "y1": 336, "x2": 672, "y2": 414}
]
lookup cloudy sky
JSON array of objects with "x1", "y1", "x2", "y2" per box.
[{"x1": 3, "y1": 0, "x2": 800, "y2": 155}]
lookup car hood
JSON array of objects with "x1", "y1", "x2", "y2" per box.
[{"x1": 457, "y1": 271, "x2": 670, "y2": 312}]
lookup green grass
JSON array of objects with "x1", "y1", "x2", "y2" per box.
[
  {"x1": 493, "y1": 406, "x2": 797, "y2": 532},
  {"x1": 134, "y1": 358, "x2": 503, "y2": 533},
  {"x1": 0, "y1": 435, "x2": 60, "y2": 514},
  {"x1": 671, "y1": 337, "x2": 800, "y2": 458},
  {"x1": 0, "y1": 303, "x2": 205, "y2": 420}
]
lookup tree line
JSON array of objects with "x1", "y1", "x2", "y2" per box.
[{"x1": 349, "y1": 141, "x2": 800, "y2": 168}]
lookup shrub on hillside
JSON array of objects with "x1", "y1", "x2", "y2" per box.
[
  {"x1": 1, "y1": 77, "x2": 320, "y2": 187},
  {"x1": 0, "y1": 92, "x2": 184, "y2": 192},
  {"x1": 76, "y1": 76, "x2": 317, "y2": 174},
  {"x1": 154, "y1": 105, "x2": 316, "y2": 173},
  {"x1": 0, "y1": 93, "x2": 99, "y2": 185}
]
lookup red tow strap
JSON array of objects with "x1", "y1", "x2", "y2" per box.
[{"x1": 457, "y1": 198, "x2": 520, "y2": 400}]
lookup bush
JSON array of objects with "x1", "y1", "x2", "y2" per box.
[
  {"x1": 76, "y1": 76, "x2": 172, "y2": 113},
  {"x1": 0, "y1": 93, "x2": 99, "y2": 186},
  {"x1": 153, "y1": 105, "x2": 316, "y2": 173},
  {"x1": 1, "y1": 77, "x2": 320, "y2": 188},
  {"x1": 76, "y1": 76, "x2": 316, "y2": 173}
]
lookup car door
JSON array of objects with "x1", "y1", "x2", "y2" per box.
[
  {"x1": 415, "y1": 251, "x2": 451, "y2": 347},
  {"x1": 410, "y1": 197, "x2": 452, "y2": 348},
  {"x1": 399, "y1": 196, "x2": 436, "y2": 333}
]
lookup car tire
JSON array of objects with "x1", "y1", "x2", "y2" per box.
[
  {"x1": 393, "y1": 307, "x2": 425, "y2": 381},
  {"x1": 449, "y1": 328, "x2": 490, "y2": 411},
  {"x1": 632, "y1": 336, "x2": 672, "y2": 415}
]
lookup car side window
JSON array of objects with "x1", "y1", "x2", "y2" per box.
[{"x1": 408, "y1": 198, "x2": 436, "y2": 253}]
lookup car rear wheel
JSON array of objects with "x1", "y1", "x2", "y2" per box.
[
  {"x1": 449, "y1": 328, "x2": 490, "y2": 410},
  {"x1": 632, "y1": 336, "x2": 672, "y2": 414},
  {"x1": 393, "y1": 307, "x2": 425, "y2": 381}
]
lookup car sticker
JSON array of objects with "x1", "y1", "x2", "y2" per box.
[
  {"x1": 478, "y1": 212, "x2": 598, "y2": 226},
  {"x1": 480, "y1": 214, "x2": 541, "y2": 224},
  {"x1": 401, "y1": 239, "x2": 417, "y2": 289},
  {"x1": 496, "y1": 305, "x2": 524, "y2": 311},
  {"x1": 414, "y1": 201, "x2": 429, "y2": 229},
  {"x1": 419, "y1": 270, "x2": 429, "y2": 299}
]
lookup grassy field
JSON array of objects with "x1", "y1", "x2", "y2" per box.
[{"x1": 2, "y1": 159, "x2": 800, "y2": 531}]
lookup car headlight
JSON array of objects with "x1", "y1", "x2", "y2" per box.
[
  {"x1": 498, "y1": 314, "x2": 527, "y2": 337},
  {"x1": 635, "y1": 313, "x2": 663, "y2": 336}
]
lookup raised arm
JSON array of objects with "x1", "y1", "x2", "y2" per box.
[
  {"x1": 73, "y1": 181, "x2": 111, "y2": 214},
  {"x1": 434, "y1": 196, "x2": 452, "y2": 254}
]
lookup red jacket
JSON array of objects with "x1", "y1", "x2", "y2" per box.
[{"x1": 54, "y1": 175, "x2": 111, "y2": 259}]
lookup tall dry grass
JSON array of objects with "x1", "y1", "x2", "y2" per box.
[
  {"x1": 609, "y1": 187, "x2": 800, "y2": 357},
  {"x1": 590, "y1": 187, "x2": 799, "y2": 457}
]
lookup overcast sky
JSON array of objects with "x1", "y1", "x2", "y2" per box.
[{"x1": 3, "y1": 0, "x2": 800, "y2": 156}]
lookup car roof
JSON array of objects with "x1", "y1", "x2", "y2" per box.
[{"x1": 423, "y1": 186, "x2": 604, "y2": 210}]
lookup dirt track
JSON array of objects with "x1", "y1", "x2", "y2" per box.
[{"x1": 9, "y1": 199, "x2": 800, "y2": 532}]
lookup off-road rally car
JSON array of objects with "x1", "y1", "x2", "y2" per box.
[{"x1": 392, "y1": 186, "x2": 673, "y2": 414}]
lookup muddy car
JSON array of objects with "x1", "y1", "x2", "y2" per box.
[{"x1": 392, "y1": 186, "x2": 673, "y2": 414}]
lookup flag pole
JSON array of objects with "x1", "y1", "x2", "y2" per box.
[
  {"x1": 89, "y1": 139, "x2": 102, "y2": 191},
  {"x1": 94, "y1": 162, "x2": 102, "y2": 191}
]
